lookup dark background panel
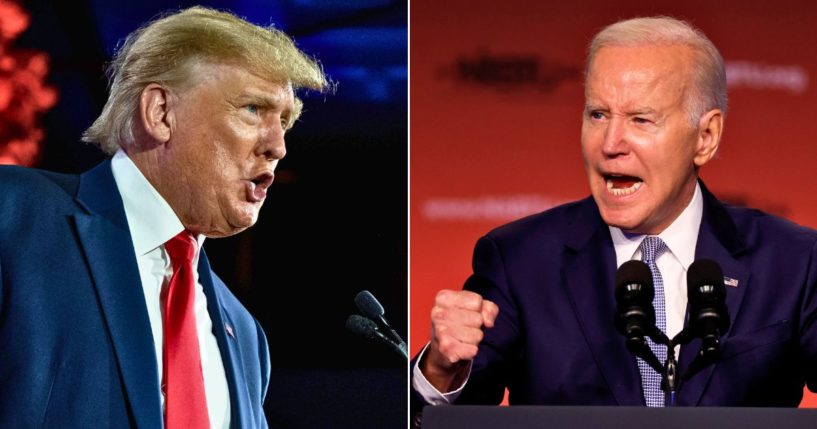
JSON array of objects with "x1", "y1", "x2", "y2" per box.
[{"x1": 17, "y1": 0, "x2": 407, "y2": 427}]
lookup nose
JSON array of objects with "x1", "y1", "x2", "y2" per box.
[
  {"x1": 257, "y1": 121, "x2": 287, "y2": 161},
  {"x1": 601, "y1": 116, "x2": 630, "y2": 158}
]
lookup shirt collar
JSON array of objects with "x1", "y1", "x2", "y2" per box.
[
  {"x1": 111, "y1": 149, "x2": 204, "y2": 256},
  {"x1": 609, "y1": 182, "x2": 703, "y2": 269}
]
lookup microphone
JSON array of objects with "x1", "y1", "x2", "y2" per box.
[
  {"x1": 346, "y1": 314, "x2": 407, "y2": 358},
  {"x1": 355, "y1": 290, "x2": 386, "y2": 322},
  {"x1": 687, "y1": 259, "x2": 730, "y2": 359},
  {"x1": 614, "y1": 259, "x2": 657, "y2": 351},
  {"x1": 353, "y1": 290, "x2": 408, "y2": 359},
  {"x1": 614, "y1": 259, "x2": 668, "y2": 380}
]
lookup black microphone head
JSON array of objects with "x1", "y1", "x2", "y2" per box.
[
  {"x1": 687, "y1": 259, "x2": 730, "y2": 335},
  {"x1": 615, "y1": 260, "x2": 654, "y2": 301},
  {"x1": 355, "y1": 290, "x2": 385, "y2": 319},
  {"x1": 687, "y1": 259, "x2": 724, "y2": 291},
  {"x1": 346, "y1": 314, "x2": 379, "y2": 340},
  {"x1": 346, "y1": 314, "x2": 408, "y2": 360},
  {"x1": 614, "y1": 260, "x2": 656, "y2": 339}
]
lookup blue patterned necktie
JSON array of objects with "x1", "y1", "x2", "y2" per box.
[{"x1": 637, "y1": 236, "x2": 668, "y2": 407}]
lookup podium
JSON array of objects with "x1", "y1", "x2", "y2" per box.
[{"x1": 421, "y1": 406, "x2": 817, "y2": 429}]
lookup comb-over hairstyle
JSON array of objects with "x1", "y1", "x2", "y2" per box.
[
  {"x1": 83, "y1": 6, "x2": 327, "y2": 154},
  {"x1": 586, "y1": 16, "x2": 727, "y2": 124}
]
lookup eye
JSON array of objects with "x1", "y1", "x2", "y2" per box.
[
  {"x1": 633, "y1": 116, "x2": 652, "y2": 125},
  {"x1": 588, "y1": 110, "x2": 605, "y2": 120},
  {"x1": 245, "y1": 104, "x2": 259, "y2": 115}
]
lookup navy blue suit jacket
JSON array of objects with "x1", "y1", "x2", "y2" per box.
[
  {"x1": 0, "y1": 160, "x2": 270, "y2": 428},
  {"x1": 414, "y1": 183, "x2": 817, "y2": 409}
]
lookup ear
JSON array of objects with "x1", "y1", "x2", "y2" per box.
[
  {"x1": 693, "y1": 109, "x2": 723, "y2": 168},
  {"x1": 138, "y1": 83, "x2": 174, "y2": 145}
]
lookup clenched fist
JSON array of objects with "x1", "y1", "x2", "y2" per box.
[{"x1": 420, "y1": 289, "x2": 499, "y2": 392}]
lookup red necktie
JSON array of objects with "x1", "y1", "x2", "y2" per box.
[{"x1": 163, "y1": 231, "x2": 211, "y2": 428}]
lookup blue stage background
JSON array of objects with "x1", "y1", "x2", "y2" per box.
[{"x1": 18, "y1": 1, "x2": 407, "y2": 427}]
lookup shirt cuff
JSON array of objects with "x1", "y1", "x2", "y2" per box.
[{"x1": 411, "y1": 343, "x2": 472, "y2": 405}]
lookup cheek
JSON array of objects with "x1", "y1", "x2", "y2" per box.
[
  {"x1": 582, "y1": 120, "x2": 611, "y2": 146},
  {"x1": 658, "y1": 123, "x2": 698, "y2": 157},
  {"x1": 625, "y1": 127, "x2": 656, "y2": 148},
  {"x1": 234, "y1": 124, "x2": 259, "y2": 142},
  {"x1": 210, "y1": 143, "x2": 243, "y2": 179},
  {"x1": 580, "y1": 129, "x2": 596, "y2": 162},
  {"x1": 661, "y1": 138, "x2": 697, "y2": 175}
]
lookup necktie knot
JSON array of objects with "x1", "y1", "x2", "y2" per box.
[
  {"x1": 165, "y1": 231, "x2": 196, "y2": 264},
  {"x1": 639, "y1": 236, "x2": 667, "y2": 264}
]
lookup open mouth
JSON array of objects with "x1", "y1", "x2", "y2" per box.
[
  {"x1": 251, "y1": 172, "x2": 274, "y2": 189},
  {"x1": 246, "y1": 172, "x2": 274, "y2": 202},
  {"x1": 604, "y1": 174, "x2": 643, "y2": 196}
]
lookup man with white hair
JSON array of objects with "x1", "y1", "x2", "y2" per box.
[
  {"x1": 413, "y1": 16, "x2": 817, "y2": 410},
  {"x1": 0, "y1": 7, "x2": 325, "y2": 428}
]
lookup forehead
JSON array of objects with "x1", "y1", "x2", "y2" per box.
[
  {"x1": 184, "y1": 61, "x2": 294, "y2": 105},
  {"x1": 585, "y1": 44, "x2": 694, "y2": 108}
]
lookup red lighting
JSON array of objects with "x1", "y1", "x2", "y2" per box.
[{"x1": 0, "y1": 0, "x2": 57, "y2": 166}]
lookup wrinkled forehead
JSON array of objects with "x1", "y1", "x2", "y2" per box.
[
  {"x1": 174, "y1": 59, "x2": 301, "y2": 120},
  {"x1": 176, "y1": 57, "x2": 293, "y2": 92},
  {"x1": 588, "y1": 43, "x2": 696, "y2": 74},
  {"x1": 585, "y1": 44, "x2": 695, "y2": 102}
]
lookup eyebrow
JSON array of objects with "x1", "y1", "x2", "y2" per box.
[
  {"x1": 626, "y1": 107, "x2": 658, "y2": 116},
  {"x1": 241, "y1": 92, "x2": 285, "y2": 109},
  {"x1": 584, "y1": 104, "x2": 659, "y2": 116}
]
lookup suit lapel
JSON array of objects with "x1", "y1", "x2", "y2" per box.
[
  {"x1": 678, "y1": 182, "x2": 750, "y2": 406},
  {"x1": 197, "y1": 252, "x2": 252, "y2": 428},
  {"x1": 72, "y1": 160, "x2": 163, "y2": 428},
  {"x1": 561, "y1": 198, "x2": 644, "y2": 405}
]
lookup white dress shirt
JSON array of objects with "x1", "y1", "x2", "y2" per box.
[
  {"x1": 609, "y1": 183, "x2": 703, "y2": 350},
  {"x1": 111, "y1": 149, "x2": 230, "y2": 428},
  {"x1": 412, "y1": 183, "x2": 704, "y2": 404}
]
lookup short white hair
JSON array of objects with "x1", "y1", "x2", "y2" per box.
[{"x1": 586, "y1": 16, "x2": 727, "y2": 124}]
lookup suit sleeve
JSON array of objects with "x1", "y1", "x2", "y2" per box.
[
  {"x1": 254, "y1": 318, "x2": 271, "y2": 400},
  {"x1": 453, "y1": 234, "x2": 522, "y2": 404},
  {"x1": 253, "y1": 318, "x2": 271, "y2": 429},
  {"x1": 801, "y1": 238, "x2": 817, "y2": 392},
  {"x1": 0, "y1": 254, "x2": 3, "y2": 317}
]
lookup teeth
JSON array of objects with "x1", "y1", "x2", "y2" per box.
[{"x1": 606, "y1": 179, "x2": 642, "y2": 196}]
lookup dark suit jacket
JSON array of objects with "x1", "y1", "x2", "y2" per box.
[
  {"x1": 0, "y1": 160, "x2": 270, "y2": 428},
  {"x1": 413, "y1": 182, "x2": 817, "y2": 409}
]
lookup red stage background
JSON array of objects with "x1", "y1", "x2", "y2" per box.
[{"x1": 410, "y1": 0, "x2": 817, "y2": 406}]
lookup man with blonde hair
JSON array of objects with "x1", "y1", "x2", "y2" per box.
[
  {"x1": 413, "y1": 15, "x2": 817, "y2": 412},
  {"x1": 0, "y1": 7, "x2": 325, "y2": 428}
]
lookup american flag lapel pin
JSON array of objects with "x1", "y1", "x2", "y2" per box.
[
  {"x1": 225, "y1": 323, "x2": 235, "y2": 338},
  {"x1": 724, "y1": 276, "x2": 739, "y2": 287}
]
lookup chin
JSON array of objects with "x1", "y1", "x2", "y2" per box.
[
  {"x1": 205, "y1": 223, "x2": 251, "y2": 238},
  {"x1": 231, "y1": 209, "x2": 260, "y2": 230},
  {"x1": 598, "y1": 206, "x2": 646, "y2": 233},
  {"x1": 202, "y1": 213, "x2": 257, "y2": 238}
]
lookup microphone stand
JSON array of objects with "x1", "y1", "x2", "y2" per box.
[
  {"x1": 658, "y1": 333, "x2": 681, "y2": 406},
  {"x1": 644, "y1": 330, "x2": 678, "y2": 407},
  {"x1": 643, "y1": 329, "x2": 701, "y2": 407}
]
